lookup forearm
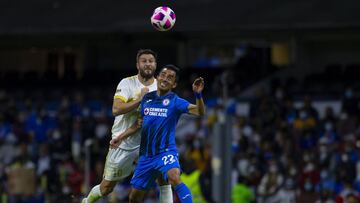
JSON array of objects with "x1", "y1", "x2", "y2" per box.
[
  {"x1": 116, "y1": 122, "x2": 141, "y2": 141},
  {"x1": 195, "y1": 93, "x2": 205, "y2": 116},
  {"x1": 188, "y1": 77, "x2": 206, "y2": 116},
  {"x1": 112, "y1": 99, "x2": 141, "y2": 116},
  {"x1": 196, "y1": 99, "x2": 205, "y2": 116}
]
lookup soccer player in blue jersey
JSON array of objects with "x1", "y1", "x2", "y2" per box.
[{"x1": 109, "y1": 64, "x2": 205, "y2": 203}]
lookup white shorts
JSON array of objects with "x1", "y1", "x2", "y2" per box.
[{"x1": 103, "y1": 147, "x2": 139, "y2": 181}]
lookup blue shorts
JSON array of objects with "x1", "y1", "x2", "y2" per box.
[{"x1": 131, "y1": 151, "x2": 180, "y2": 190}]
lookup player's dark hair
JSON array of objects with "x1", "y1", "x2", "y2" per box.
[
  {"x1": 160, "y1": 64, "x2": 180, "y2": 82},
  {"x1": 136, "y1": 49, "x2": 157, "y2": 62}
]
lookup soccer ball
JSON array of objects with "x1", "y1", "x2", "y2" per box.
[{"x1": 150, "y1": 6, "x2": 176, "y2": 31}]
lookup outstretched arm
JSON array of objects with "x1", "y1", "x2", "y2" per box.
[
  {"x1": 188, "y1": 77, "x2": 206, "y2": 116},
  {"x1": 109, "y1": 117, "x2": 143, "y2": 149}
]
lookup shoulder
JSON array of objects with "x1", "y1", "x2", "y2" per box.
[
  {"x1": 167, "y1": 92, "x2": 177, "y2": 100},
  {"x1": 143, "y1": 91, "x2": 157, "y2": 100},
  {"x1": 148, "y1": 90, "x2": 157, "y2": 96},
  {"x1": 172, "y1": 93, "x2": 185, "y2": 103},
  {"x1": 174, "y1": 95, "x2": 190, "y2": 105},
  {"x1": 121, "y1": 75, "x2": 137, "y2": 83},
  {"x1": 118, "y1": 75, "x2": 137, "y2": 86}
]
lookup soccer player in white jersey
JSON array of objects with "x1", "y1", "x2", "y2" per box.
[{"x1": 82, "y1": 49, "x2": 173, "y2": 203}]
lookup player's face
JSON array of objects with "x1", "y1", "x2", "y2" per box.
[
  {"x1": 137, "y1": 54, "x2": 156, "y2": 79},
  {"x1": 157, "y1": 68, "x2": 177, "y2": 91}
]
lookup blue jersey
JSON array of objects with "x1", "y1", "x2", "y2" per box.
[{"x1": 139, "y1": 91, "x2": 190, "y2": 156}]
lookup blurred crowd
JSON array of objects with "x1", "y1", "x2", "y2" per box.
[
  {"x1": 0, "y1": 85, "x2": 211, "y2": 203},
  {"x1": 0, "y1": 87, "x2": 114, "y2": 202},
  {"x1": 0, "y1": 80, "x2": 359, "y2": 203},
  {"x1": 229, "y1": 84, "x2": 360, "y2": 203}
]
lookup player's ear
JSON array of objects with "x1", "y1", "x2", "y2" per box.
[{"x1": 172, "y1": 82, "x2": 177, "y2": 89}]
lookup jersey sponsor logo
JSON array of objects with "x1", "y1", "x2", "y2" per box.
[
  {"x1": 144, "y1": 108, "x2": 150, "y2": 115},
  {"x1": 144, "y1": 107, "x2": 168, "y2": 117},
  {"x1": 162, "y1": 99, "x2": 170, "y2": 106}
]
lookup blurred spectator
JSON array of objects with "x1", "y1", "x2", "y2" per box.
[
  {"x1": 342, "y1": 86, "x2": 360, "y2": 116},
  {"x1": 257, "y1": 162, "x2": 284, "y2": 203},
  {"x1": 315, "y1": 189, "x2": 335, "y2": 203},
  {"x1": 275, "y1": 178, "x2": 297, "y2": 203},
  {"x1": 343, "y1": 193, "x2": 360, "y2": 203},
  {"x1": 335, "y1": 181, "x2": 360, "y2": 203},
  {"x1": 231, "y1": 176, "x2": 255, "y2": 203},
  {"x1": 180, "y1": 157, "x2": 207, "y2": 203},
  {"x1": 185, "y1": 137, "x2": 210, "y2": 172}
]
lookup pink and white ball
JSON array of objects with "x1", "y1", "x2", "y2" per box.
[{"x1": 150, "y1": 6, "x2": 176, "y2": 31}]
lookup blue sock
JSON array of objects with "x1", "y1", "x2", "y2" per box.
[{"x1": 175, "y1": 183, "x2": 192, "y2": 203}]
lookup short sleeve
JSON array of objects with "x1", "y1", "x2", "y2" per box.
[
  {"x1": 175, "y1": 97, "x2": 190, "y2": 114},
  {"x1": 114, "y1": 79, "x2": 130, "y2": 102}
]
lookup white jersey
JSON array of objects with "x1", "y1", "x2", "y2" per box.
[{"x1": 112, "y1": 75, "x2": 157, "y2": 150}]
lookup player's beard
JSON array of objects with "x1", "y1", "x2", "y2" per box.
[{"x1": 139, "y1": 68, "x2": 154, "y2": 80}]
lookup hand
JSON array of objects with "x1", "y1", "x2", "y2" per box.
[
  {"x1": 192, "y1": 77, "x2": 204, "y2": 93},
  {"x1": 139, "y1": 87, "x2": 149, "y2": 100},
  {"x1": 109, "y1": 137, "x2": 122, "y2": 149},
  {"x1": 137, "y1": 118, "x2": 143, "y2": 127}
]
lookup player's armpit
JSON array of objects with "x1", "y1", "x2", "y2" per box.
[
  {"x1": 188, "y1": 104, "x2": 205, "y2": 116},
  {"x1": 188, "y1": 104, "x2": 198, "y2": 115}
]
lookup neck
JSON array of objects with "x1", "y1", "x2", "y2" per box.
[
  {"x1": 137, "y1": 75, "x2": 154, "y2": 86},
  {"x1": 157, "y1": 89, "x2": 171, "y2": 96}
]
